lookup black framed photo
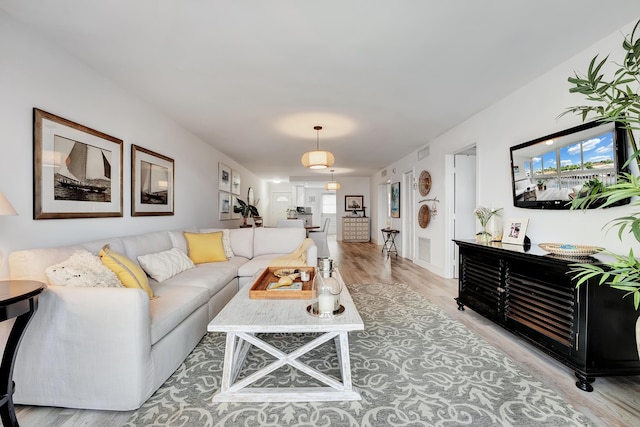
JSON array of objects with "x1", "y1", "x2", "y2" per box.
[
  {"x1": 33, "y1": 108, "x2": 123, "y2": 219},
  {"x1": 131, "y1": 145, "x2": 174, "y2": 216},
  {"x1": 345, "y1": 195, "x2": 364, "y2": 211}
]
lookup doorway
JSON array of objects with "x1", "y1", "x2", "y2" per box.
[
  {"x1": 320, "y1": 192, "x2": 337, "y2": 235},
  {"x1": 445, "y1": 145, "x2": 477, "y2": 278},
  {"x1": 270, "y1": 192, "x2": 292, "y2": 227},
  {"x1": 402, "y1": 170, "x2": 414, "y2": 259}
]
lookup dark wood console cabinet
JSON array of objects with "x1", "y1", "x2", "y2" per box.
[{"x1": 454, "y1": 239, "x2": 640, "y2": 391}]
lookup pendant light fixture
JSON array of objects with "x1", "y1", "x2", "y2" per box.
[
  {"x1": 325, "y1": 169, "x2": 341, "y2": 191},
  {"x1": 301, "y1": 125, "x2": 335, "y2": 169}
]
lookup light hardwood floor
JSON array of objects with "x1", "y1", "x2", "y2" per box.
[{"x1": 15, "y1": 238, "x2": 640, "y2": 426}]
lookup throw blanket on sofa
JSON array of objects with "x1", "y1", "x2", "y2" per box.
[{"x1": 269, "y1": 238, "x2": 314, "y2": 266}]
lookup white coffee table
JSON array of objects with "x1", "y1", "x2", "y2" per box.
[{"x1": 207, "y1": 269, "x2": 364, "y2": 402}]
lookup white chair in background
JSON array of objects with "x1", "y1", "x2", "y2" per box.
[
  {"x1": 309, "y1": 218, "x2": 330, "y2": 258},
  {"x1": 277, "y1": 219, "x2": 304, "y2": 228},
  {"x1": 310, "y1": 217, "x2": 330, "y2": 234}
]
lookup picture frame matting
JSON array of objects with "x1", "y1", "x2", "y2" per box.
[
  {"x1": 345, "y1": 195, "x2": 364, "y2": 212},
  {"x1": 131, "y1": 144, "x2": 174, "y2": 217},
  {"x1": 33, "y1": 108, "x2": 123, "y2": 219},
  {"x1": 219, "y1": 162, "x2": 231, "y2": 192},
  {"x1": 502, "y1": 217, "x2": 529, "y2": 245}
]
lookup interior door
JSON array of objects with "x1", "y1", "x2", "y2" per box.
[
  {"x1": 453, "y1": 152, "x2": 476, "y2": 278},
  {"x1": 320, "y1": 192, "x2": 337, "y2": 235},
  {"x1": 402, "y1": 170, "x2": 414, "y2": 259},
  {"x1": 270, "y1": 192, "x2": 292, "y2": 227}
]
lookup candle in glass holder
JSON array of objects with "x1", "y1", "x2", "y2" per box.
[{"x1": 318, "y1": 293, "x2": 335, "y2": 314}]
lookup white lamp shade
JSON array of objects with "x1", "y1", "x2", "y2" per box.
[
  {"x1": 301, "y1": 150, "x2": 335, "y2": 169},
  {"x1": 0, "y1": 192, "x2": 17, "y2": 216},
  {"x1": 325, "y1": 181, "x2": 341, "y2": 191}
]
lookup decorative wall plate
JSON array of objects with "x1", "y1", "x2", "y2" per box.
[
  {"x1": 418, "y1": 204, "x2": 431, "y2": 228},
  {"x1": 418, "y1": 170, "x2": 432, "y2": 196}
]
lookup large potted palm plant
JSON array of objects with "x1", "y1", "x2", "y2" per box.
[
  {"x1": 561, "y1": 19, "x2": 640, "y2": 363},
  {"x1": 562, "y1": 20, "x2": 640, "y2": 311}
]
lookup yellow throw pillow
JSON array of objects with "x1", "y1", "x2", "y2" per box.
[
  {"x1": 99, "y1": 245, "x2": 155, "y2": 299},
  {"x1": 184, "y1": 232, "x2": 228, "y2": 264}
]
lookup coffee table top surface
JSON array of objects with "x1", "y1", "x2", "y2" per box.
[{"x1": 208, "y1": 269, "x2": 364, "y2": 333}]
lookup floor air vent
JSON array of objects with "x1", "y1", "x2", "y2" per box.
[{"x1": 418, "y1": 237, "x2": 431, "y2": 263}]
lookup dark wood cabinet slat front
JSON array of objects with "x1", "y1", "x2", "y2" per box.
[{"x1": 455, "y1": 239, "x2": 640, "y2": 392}]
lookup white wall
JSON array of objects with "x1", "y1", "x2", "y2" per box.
[
  {"x1": 334, "y1": 177, "x2": 371, "y2": 241},
  {"x1": 376, "y1": 19, "x2": 640, "y2": 278},
  {"x1": 0, "y1": 13, "x2": 261, "y2": 278}
]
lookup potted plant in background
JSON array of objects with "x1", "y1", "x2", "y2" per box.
[
  {"x1": 473, "y1": 206, "x2": 503, "y2": 243},
  {"x1": 233, "y1": 198, "x2": 260, "y2": 227}
]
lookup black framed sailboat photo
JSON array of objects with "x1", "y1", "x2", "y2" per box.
[
  {"x1": 131, "y1": 145, "x2": 174, "y2": 216},
  {"x1": 33, "y1": 108, "x2": 123, "y2": 219}
]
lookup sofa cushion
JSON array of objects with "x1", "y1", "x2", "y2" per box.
[
  {"x1": 253, "y1": 228, "x2": 306, "y2": 257},
  {"x1": 99, "y1": 246, "x2": 155, "y2": 299},
  {"x1": 9, "y1": 238, "x2": 126, "y2": 284},
  {"x1": 200, "y1": 227, "x2": 254, "y2": 259},
  {"x1": 148, "y1": 284, "x2": 209, "y2": 345},
  {"x1": 238, "y1": 254, "x2": 289, "y2": 279},
  {"x1": 121, "y1": 231, "x2": 174, "y2": 261},
  {"x1": 137, "y1": 248, "x2": 195, "y2": 282},
  {"x1": 158, "y1": 262, "x2": 238, "y2": 298},
  {"x1": 184, "y1": 232, "x2": 228, "y2": 264},
  {"x1": 168, "y1": 228, "x2": 198, "y2": 253}
]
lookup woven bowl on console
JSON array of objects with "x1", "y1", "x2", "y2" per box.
[{"x1": 538, "y1": 243, "x2": 604, "y2": 257}]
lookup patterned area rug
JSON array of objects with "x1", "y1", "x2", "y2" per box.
[{"x1": 125, "y1": 283, "x2": 593, "y2": 426}]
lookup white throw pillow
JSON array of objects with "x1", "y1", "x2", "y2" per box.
[
  {"x1": 137, "y1": 247, "x2": 195, "y2": 282},
  {"x1": 221, "y1": 229, "x2": 234, "y2": 258},
  {"x1": 45, "y1": 250, "x2": 122, "y2": 287}
]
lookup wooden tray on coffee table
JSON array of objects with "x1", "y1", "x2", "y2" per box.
[{"x1": 249, "y1": 266, "x2": 315, "y2": 299}]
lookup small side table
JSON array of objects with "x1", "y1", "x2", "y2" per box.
[
  {"x1": 381, "y1": 228, "x2": 399, "y2": 258},
  {"x1": 0, "y1": 280, "x2": 46, "y2": 427}
]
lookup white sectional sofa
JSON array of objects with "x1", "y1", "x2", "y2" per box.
[{"x1": 3, "y1": 226, "x2": 316, "y2": 411}]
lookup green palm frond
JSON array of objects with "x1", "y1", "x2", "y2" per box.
[{"x1": 564, "y1": 19, "x2": 640, "y2": 309}]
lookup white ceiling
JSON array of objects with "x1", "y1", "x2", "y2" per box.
[{"x1": 2, "y1": 1, "x2": 640, "y2": 182}]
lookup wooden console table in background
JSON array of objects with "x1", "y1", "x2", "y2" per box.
[
  {"x1": 342, "y1": 217, "x2": 370, "y2": 242},
  {"x1": 0, "y1": 280, "x2": 46, "y2": 427},
  {"x1": 454, "y1": 239, "x2": 640, "y2": 392}
]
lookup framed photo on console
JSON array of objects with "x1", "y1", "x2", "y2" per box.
[
  {"x1": 33, "y1": 108, "x2": 123, "y2": 219},
  {"x1": 131, "y1": 145, "x2": 174, "y2": 216},
  {"x1": 502, "y1": 217, "x2": 529, "y2": 245}
]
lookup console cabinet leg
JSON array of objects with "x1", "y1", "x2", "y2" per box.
[{"x1": 575, "y1": 372, "x2": 595, "y2": 392}]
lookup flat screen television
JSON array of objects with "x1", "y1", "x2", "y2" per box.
[{"x1": 510, "y1": 120, "x2": 629, "y2": 210}]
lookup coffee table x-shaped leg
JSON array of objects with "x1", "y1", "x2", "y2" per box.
[{"x1": 213, "y1": 330, "x2": 361, "y2": 402}]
